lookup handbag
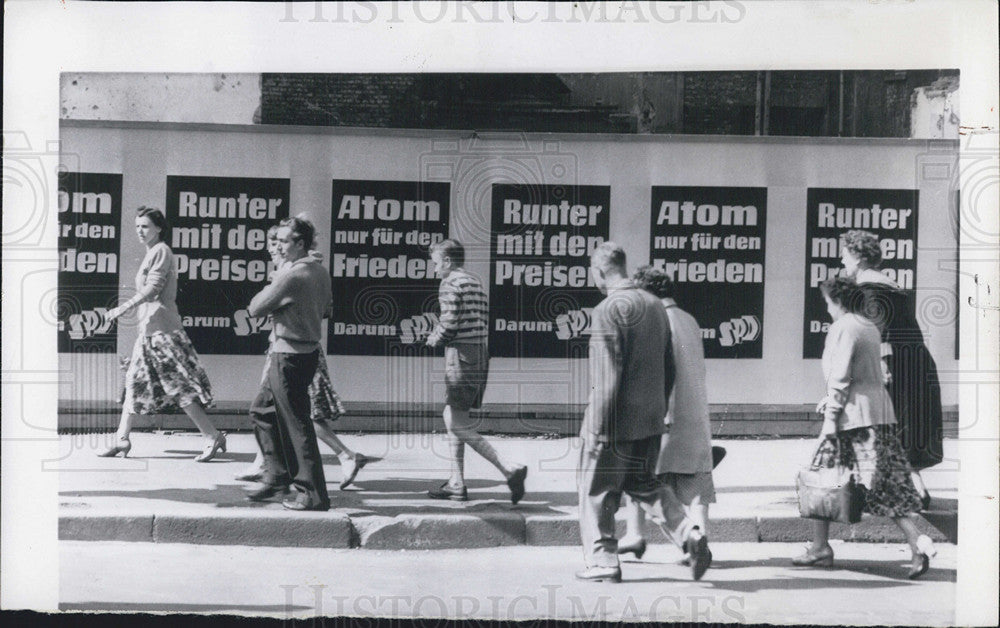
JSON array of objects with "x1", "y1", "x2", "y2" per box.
[{"x1": 795, "y1": 434, "x2": 866, "y2": 524}]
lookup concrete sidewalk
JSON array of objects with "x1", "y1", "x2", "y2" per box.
[{"x1": 57, "y1": 432, "x2": 958, "y2": 549}]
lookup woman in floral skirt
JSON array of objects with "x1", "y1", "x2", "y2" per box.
[
  {"x1": 793, "y1": 276, "x2": 935, "y2": 579},
  {"x1": 100, "y1": 206, "x2": 225, "y2": 461}
]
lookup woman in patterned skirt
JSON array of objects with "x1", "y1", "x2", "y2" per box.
[
  {"x1": 100, "y1": 206, "x2": 225, "y2": 461},
  {"x1": 234, "y1": 223, "x2": 373, "y2": 489},
  {"x1": 792, "y1": 276, "x2": 935, "y2": 579},
  {"x1": 839, "y1": 229, "x2": 944, "y2": 509}
]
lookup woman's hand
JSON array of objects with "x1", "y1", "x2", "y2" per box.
[
  {"x1": 105, "y1": 305, "x2": 126, "y2": 322},
  {"x1": 880, "y1": 358, "x2": 893, "y2": 386},
  {"x1": 815, "y1": 398, "x2": 828, "y2": 414}
]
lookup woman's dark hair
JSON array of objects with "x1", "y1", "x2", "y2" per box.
[
  {"x1": 820, "y1": 275, "x2": 859, "y2": 310},
  {"x1": 633, "y1": 264, "x2": 675, "y2": 299},
  {"x1": 430, "y1": 239, "x2": 466, "y2": 267},
  {"x1": 279, "y1": 214, "x2": 317, "y2": 250},
  {"x1": 136, "y1": 206, "x2": 169, "y2": 233},
  {"x1": 840, "y1": 229, "x2": 882, "y2": 269}
]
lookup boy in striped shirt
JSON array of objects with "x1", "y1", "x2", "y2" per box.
[{"x1": 426, "y1": 239, "x2": 528, "y2": 503}]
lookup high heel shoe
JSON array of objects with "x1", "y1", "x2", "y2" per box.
[
  {"x1": 617, "y1": 538, "x2": 647, "y2": 559},
  {"x1": 97, "y1": 437, "x2": 132, "y2": 458},
  {"x1": 908, "y1": 535, "x2": 936, "y2": 579},
  {"x1": 195, "y1": 432, "x2": 226, "y2": 462},
  {"x1": 791, "y1": 545, "x2": 834, "y2": 567}
]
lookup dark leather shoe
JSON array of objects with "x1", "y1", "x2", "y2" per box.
[
  {"x1": 507, "y1": 465, "x2": 528, "y2": 505},
  {"x1": 711, "y1": 446, "x2": 727, "y2": 469},
  {"x1": 908, "y1": 534, "x2": 936, "y2": 579},
  {"x1": 617, "y1": 538, "x2": 647, "y2": 559},
  {"x1": 282, "y1": 494, "x2": 329, "y2": 512},
  {"x1": 575, "y1": 566, "x2": 622, "y2": 583},
  {"x1": 685, "y1": 531, "x2": 712, "y2": 581},
  {"x1": 428, "y1": 482, "x2": 468, "y2": 501},
  {"x1": 246, "y1": 483, "x2": 289, "y2": 502}
]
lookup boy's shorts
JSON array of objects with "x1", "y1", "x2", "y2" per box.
[{"x1": 444, "y1": 343, "x2": 489, "y2": 411}]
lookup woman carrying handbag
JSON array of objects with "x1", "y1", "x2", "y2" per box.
[{"x1": 793, "y1": 276, "x2": 935, "y2": 579}]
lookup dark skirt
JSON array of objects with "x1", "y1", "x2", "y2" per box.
[
  {"x1": 888, "y1": 342, "x2": 944, "y2": 470},
  {"x1": 855, "y1": 282, "x2": 944, "y2": 470},
  {"x1": 124, "y1": 330, "x2": 214, "y2": 415},
  {"x1": 814, "y1": 425, "x2": 922, "y2": 518}
]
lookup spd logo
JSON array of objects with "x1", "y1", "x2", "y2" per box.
[
  {"x1": 555, "y1": 308, "x2": 593, "y2": 340},
  {"x1": 66, "y1": 308, "x2": 115, "y2": 340},
  {"x1": 718, "y1": 315, "x2": 761, "y2": 347},
  {"x1": 233, "y1": 309, "x2": 272, "y2": 337},
  {"x1": 399, "y1": 313, "x2": 439, "y2": 344}
]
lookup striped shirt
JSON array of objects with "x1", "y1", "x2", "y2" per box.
[{"x1": 427, "y1": 268, "x2": 488, "y2": 346}]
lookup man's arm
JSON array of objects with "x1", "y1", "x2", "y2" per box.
[
  {"x1": 248, "y1": 269, "x2": 296, "y2": 317},
  {"x1": 426, "y1": 279, "x2": 458, "y2": 347},
  {"x1": 663, "y1": 314, "x2": 675, "y2": 415},
  {"x1": 581, "y1": 302, "x2": 620, "y2": 442}
]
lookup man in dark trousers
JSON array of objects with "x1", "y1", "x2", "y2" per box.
[
  {"x1": 245, "y1": 216, "x2": 332, "y2": 511},
  {"x1": 576, "y1": 242, "x2": 711, "y2": 582}
]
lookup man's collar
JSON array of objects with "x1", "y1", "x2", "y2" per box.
[{"x1": 606, "y1": 277, "x2": 634, "y2": 292}]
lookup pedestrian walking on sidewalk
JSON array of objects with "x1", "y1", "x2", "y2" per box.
[
  {"x1": 236, "y1": 226, "x2": 374, "y2": 489},
  {"x1": 576, "y1": 243, "x2": 711, "y2": 584},
  {"x1": 617, "y1": 265, "x2": 724, "y2": 565},
  {"x1": 244, "y1": 216, "x2": 332, "y2": 511},
  {"x1": 100, "y1": 206, "x2": 224, "y2": 462},
  {"x1": 424, "y1": 239, "x2": 527, "y2": 504},
  {"x1": 794, "y1": 276, "x2": 935, "y2": 579},
  {"x1": 840, "y1": 229, "x2": 943, "y2": 510}
]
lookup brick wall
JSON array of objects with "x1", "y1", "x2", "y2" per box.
[
  {"x1": 261, "y1": 74, "x2": 418, "y2": 127},
  {"x1": 259, "y1": 71, "x2": 959, "y2": 138},
  {"x1": 682, "y1": 71, "x2": 758, "y2": 134}
]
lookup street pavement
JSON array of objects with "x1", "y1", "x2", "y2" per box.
[
  {"x1": 59, "y1": 541, "x2": 957, "y2": 623},
  {"x1": 58, "y1": 432, "x2": 958, "y2": 548}
]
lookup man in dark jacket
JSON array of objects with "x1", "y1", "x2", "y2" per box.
[{"x1": 576, "y1": 242, "x2": 710, "y2": 582}]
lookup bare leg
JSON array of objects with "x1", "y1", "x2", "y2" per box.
[
  {"x1": 910, "y1": 471, "x2": 930, "y2": 508},
  {"x1": 810, "y1": 519, "x2": 832, "y2": 552},
  {"x1": 688, "y1": 500, "x2": 709, "y2": 536},
  {"x1": 114, "y1": 410, "x2": 138, "y2": 441},
  {"x1": 620, "y1": 496, "x2": 646, "y2": 544},
  {"x1": 314, "y1": 422, "x2": 354, "y2": 459},
  {"x1": 446, "y1": 406, "x2": 518, "y2": 480},
  {"x1": 893, "y1": 514, "x2": 923, "y2": 553},
  {"x1": 181, "y1": 401, "x2": 220, "y2": 439},
  {"x1": 443, "y1": 405, "x2": 467, "y2": 487}
]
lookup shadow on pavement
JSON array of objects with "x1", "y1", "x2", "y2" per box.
[{"x1": 163, "y1": 450, "x2": 351, "y2": 465}]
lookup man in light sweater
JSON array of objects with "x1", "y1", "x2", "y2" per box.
[
  {"x1": 425, "y1": 239, "x2": 527, "y2": 503},
  {"x1": 245, "y1": 216, "x2": 332, "y2": 511}
]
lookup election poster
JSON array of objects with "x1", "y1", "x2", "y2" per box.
[
  {"x1": 489, "y1": 183, "x2": 610, "y2": 358},
  {"x1": 802, "y1": 188, "x2": 919, "y2": 358},
  {"x1": 165, "y1": 175, "x2": 290, "y2": 355},
  {"x1": 649, "y1": 186, "x2": 767, "y2": 359},
  {"x1": 327, "y1": 179, "x2": 450, "y2": 356},
  {"x1": 57, "y1": 172, "x2": 123, "y2": 352}
]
